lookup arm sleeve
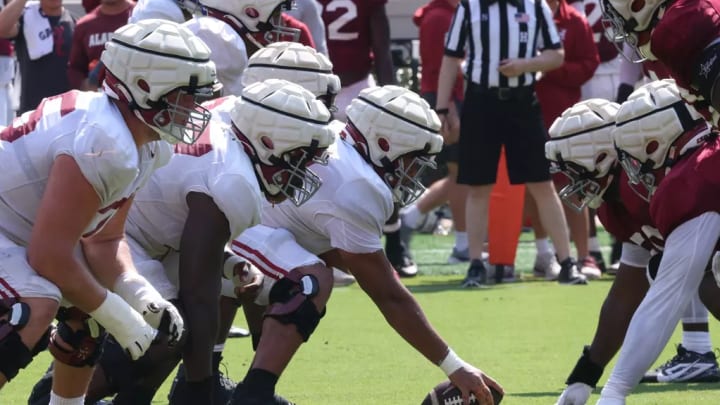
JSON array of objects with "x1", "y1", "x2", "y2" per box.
[
  {"x1": 67, "y1": 25, "x2": 88, "y2": 90},
  {"x1": 209, "y1": 173, "x2": 262, "y2": 239},
  {"x1": 324, "y1": 180, "x2": 392, "y2": 254},
  {"x1": 185, "y1": 18, "x2": 247, "y2": 97},
  {"x1": 69, "y1": 124, "x2": 137, "y2": 205},
  {"x1": 540, "y1": 17, "x2": 599, "y2": 87},
  {"x1": 536, "y1": 0, "x2": 563, "y2": 50},
  {"x1": 298, "y1": 0, "x2": 327, "y2": 55},
  {"x1": 444, "y1": 0, "x2": 469, "y2": 57}
]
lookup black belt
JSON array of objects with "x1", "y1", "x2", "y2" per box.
[{"x1": 469, "y1": 83, "x2": 534, "y2": 101}]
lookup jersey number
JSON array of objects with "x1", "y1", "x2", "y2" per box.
[{"x1": 323, "y1": 0, "x2": 358, "y2": 41}]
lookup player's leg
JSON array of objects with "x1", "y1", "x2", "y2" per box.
[
  {"x1": 0, "y1": 236, "x2": 58, "y2": 390},
  {"x1": 230, "y1": 225, "x2": 333, "y2": 404},
  {"x1": 598, "y1": 212, "x2": 720, "y2": 404},
  {"x1": 556, "y1": 243, "x2": 650, "y2": 405}
]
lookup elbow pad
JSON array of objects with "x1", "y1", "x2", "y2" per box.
[{"x1": 692, "y1": 41, "x2": 720, "y2": 105}]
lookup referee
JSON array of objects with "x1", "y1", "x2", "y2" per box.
[{"x1": 436, "y1": 0, "x2": 587, "y2": 286}]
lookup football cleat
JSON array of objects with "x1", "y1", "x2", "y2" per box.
[
  {"x1": 461, "y1": 260, "x2": 487, "y2": 288},
  {"x1": 533, "y1": 252, "x2": 561, "y2": 281},
  {"x1": 580, "y1": 256, "x2": 602, "y2": 280},
  {"x1": 447, "y1": 247, "x2": 470, "y2": 264},
  {"x1": 557, "y1": 258, "x2": 588, "y2": 285},
  {"x1": 332, "y1": 267, "x2": 356, "y2": 287},
  {"x1": 642, "y1": 344, "x2": 720, "y2": 383},
  {"x1": 589, "y1": 250, "x2": 607, "y2": 273}
]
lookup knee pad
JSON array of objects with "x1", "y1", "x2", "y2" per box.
[
  {"x1": 264, "y1": 271, "x2": 325, "y2": 341},
  {"x1": 49, "y1": 307, "x2": 107, "y2": 368},
  {"x1": 0, "y1": 300, "x2": 50, "y2": 381}
]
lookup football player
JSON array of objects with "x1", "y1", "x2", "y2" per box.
[
  {"x1": 28, "y1": 79, "x2": 335, "y2": 405},
  {"x1": 0, "y1": 18, "x2": 217, "y2": 401},
  {"x1": 596, "y1": 80, "x2": 720, "y2": 404},
  {"x1": 130, "y1": 0, "x2": 300, "y2": 96},
  {"x1": 227, "y1": 86, "x2": 504, "y2": 405},
  {"x1": 601, "y1": 0, "x2": 720, "y2": 124},
  {"x1": 548, "y1": 84, "x2": 720, "y2": 405}
]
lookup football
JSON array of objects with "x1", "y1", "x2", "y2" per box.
[{"x1": 421, "y1": 380, "x2": 503, "y2": 405}]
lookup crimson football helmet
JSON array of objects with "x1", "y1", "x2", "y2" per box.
[
  {"x1": 601, "y1": 0, "x2": 669, "y2": 62},
  {"x1": 199, "y1": 0, "x2": 299, "y2": 49},
  {"x1": 231, "y1": 79, "x2": 335, "y2": 206},
  {"x1": 102, "y1": 19, "x2": 218, "y2": 145},
  {"x1": 545, "y1": 99, "x2": 621, "y2": 210},
  {"x1": 344, "y1": 86, "x2": 444, "y2": 207},
  {"x1": 613, "y1": 79, "x2": 711, "y2": 201}
]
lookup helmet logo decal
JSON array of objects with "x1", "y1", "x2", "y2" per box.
[
  {"x1": 377, "y1": 138, "x2": 390, "y2": 152},
  {"x1": 137, "y1": 79, "x2": 150, "y2": 92},
  {"x1": 245, "y1": 7, "x2": 260, "y2": 19},
  {"x1": 630, "y1": 0, "x2": 645, "y2": 12},
  {"x1": 261, "y1": 135, "x2": 274, "y2": 150}
]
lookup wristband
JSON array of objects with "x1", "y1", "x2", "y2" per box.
[
  {"x1": 435, "y1": 108, "x2": 450, "y2": 115},
  {"x1": 438, "y1": 348, "x2": 466, "y2": 376},
  {"x1": 223, "y1": 255, "x2": 246, "y2": 280}
]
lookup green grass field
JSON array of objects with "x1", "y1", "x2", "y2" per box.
[{"x1": 4, "y1": 230, "x2": 720, "y2": 404}]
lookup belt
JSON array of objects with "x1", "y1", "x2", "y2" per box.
[{"x1": 469, "y1": 83, "x2": 534, "y2": 101}]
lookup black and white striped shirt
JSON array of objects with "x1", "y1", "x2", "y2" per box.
[{"x1": 445, "y1": 0, "x2": 562, "y2": 89}]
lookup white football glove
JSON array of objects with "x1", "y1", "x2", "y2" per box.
[
  {"x1": 89, "y1": 291, "x2": 157, "y2": 360},
  {"x1": 140, "y1": 299, "x2": 184, "y2": 346},
  {"x1": 113, "y1": 271, "x2": 185, "y2": 346},
  {"x1": 556, "y1": 382, "x2": 593, "y2": 405}
]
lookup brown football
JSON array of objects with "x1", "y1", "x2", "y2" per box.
[{"x1": 421, "y1": 380, "x2": 503, "y2": 405}]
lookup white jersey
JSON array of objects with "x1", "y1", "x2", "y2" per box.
[
  {"x1": 130, "y1": 1, "x2": 249, "y2": 97},
  {"x1": 261, "y1": 133, "x2": 393, "y2": 255},
  {"x1": 0, "y1": 91, "x2": 171, "y2": 245},
  {"x1": 129, "y1": 0, "x2": 187, "y2": 23},
  {"x1": 183, "y1": 17, "x2": 248, "y2": 97},
  {"x1": 126, "y1": 96, "x2": 263, "y2": 258}
]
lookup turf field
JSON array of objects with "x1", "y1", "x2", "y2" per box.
[{"x1": 4, "y1": 230, "x2": 720, "y2": 404}]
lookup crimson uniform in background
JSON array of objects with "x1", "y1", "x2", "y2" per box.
[
  {"x1": 536, "y1": 0, "x2": 599, "y2": 128},
  {"x1": 67, "y1": 1, "x2": 135, "y2": 90},
  {"x1": 82, "y1": 0, "x2": 102, "y2": 13}
]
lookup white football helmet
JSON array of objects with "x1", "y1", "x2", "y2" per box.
[
  {"x1": 231, "y1": 79, "x2": 335, "y2": 206},
  {"x1": 546, "y1": 99, "x2": 621, "y2": 210},
  {"x1": 102, "y1": 19, "x2": 218, "y2": 145},
  {"x1": 613, "y1": 79, "x2": 711, "y2": 201},
  {"x1": 242, "y1": 42, "x2": 341, "y2": 110},
  {"x1": 344, "y1": 86, "x2": 444, "y2": 207},
  {"x1": 200, "y1": 0, "x2": 299, "y2": 48},
  {"x1": 601, "y1": 0, "x2": 667, "y2": 62}
]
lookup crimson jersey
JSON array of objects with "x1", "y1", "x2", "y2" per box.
[
  {"x1": 569, "y1": 0, "x2": 618, "y2": 62},
  {"x1": 650, "y1": 0, "x2": 720, "y2": 119},
  {"x1": 317, "y1": 0, "x2": 387, "y2": 76},
  {"x1": 650, "y1": 135, "x2": 720, "y2": 238},
  {"x1": 641, "y1": 59, "x2": 671, "y2": 81},
  {"x1": 67, "y1": 4, "x2": 135, "y2": 89},
  {"x1": 597, "y1": 170, "x2": 664, "y2": 255}
]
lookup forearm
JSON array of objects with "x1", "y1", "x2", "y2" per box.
[
  {"x1": 0, "y1": 0, "x2": 25, "y2": 37},
  {"x1": 524, "y1": 50, "x2": 564, "y2": 74},
  {"x1": 39, "y1": 257, "x2": 107, "y2": 313},
  {"x1": 82, "y1": 237, "x2": 136, "y2": 289},
  {"x1": 370, "y1": 285, "x2": 449, "y2": 365},
  {"x1": 436, "y1": 56, "x2": 462, "y2": 109},
  {"x1": 179, "y1": 276, "x2": 220, "y2": 381}
]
